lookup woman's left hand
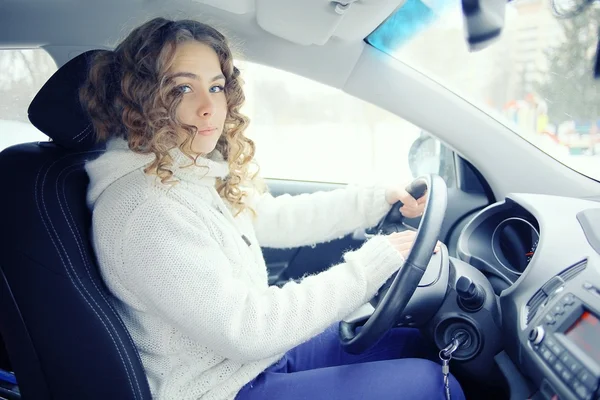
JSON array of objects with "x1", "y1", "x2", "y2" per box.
[{"x1": 385, "y1": 184, "x2": 427, "y2": 219}]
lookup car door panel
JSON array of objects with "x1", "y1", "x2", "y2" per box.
[
  {"x1": 262, "y1": 180, "x2": 361, "y2": 285},
  {"x1": 261, "y1": 155, "x2": 491, "y2": 286}
]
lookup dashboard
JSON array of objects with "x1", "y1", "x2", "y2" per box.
[
  {"x1": 457, "y1": 197, "x2": 542, "y2": 294},
  {"x1": 456, "y1": 193, "x2": 600, "y2": 400}
]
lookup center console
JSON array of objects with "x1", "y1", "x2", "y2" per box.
[{"x1": 527, "y1": 290, "x2": 600, "y2": 400}]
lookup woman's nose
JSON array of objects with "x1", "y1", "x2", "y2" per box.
[{"x1": 197, "y1": 93, "x2": 215, "y2": 118}]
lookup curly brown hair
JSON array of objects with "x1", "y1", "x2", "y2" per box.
[{"x1": 79, "y1": 17, "x2": 262, "y2": 214}]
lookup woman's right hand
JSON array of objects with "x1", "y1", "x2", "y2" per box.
[{"x1": 387, "y1": 230, "x2": 441, "y2": 259}]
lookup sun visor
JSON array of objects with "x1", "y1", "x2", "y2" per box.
[
  {"x1": 461, "y1": 0, "x2": 507, "y2": 51},
  {"x1": 256, "y1": 0, "x2": 406, "y2": 45}
]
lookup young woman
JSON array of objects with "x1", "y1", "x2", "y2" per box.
[{"x1": 81, "y1": 17, "x2": 463, "y2": 400}]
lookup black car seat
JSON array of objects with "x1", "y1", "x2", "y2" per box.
[{"x1": 0, "y1": 50, "x2": 152, "y2": 400}]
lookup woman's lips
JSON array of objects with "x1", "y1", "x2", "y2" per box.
[{"x1": 196, "y1": 127, "x2": 217, "y2": 136}]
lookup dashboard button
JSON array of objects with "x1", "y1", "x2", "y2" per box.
[
  {"x1": 553, "y1": 304, "x2": 565, "y2": 315},
  {"x1": 545, "y1": 314, "x2": 556, "y2": 325},
  {"x1": 562, "y1": 294, "x2": 575, "y2": 306},
  {"x1": 559, "y1": 353, "x2": 582, "y2": 375},
  {"x1": 560, "y1": 368, "x2": 573, "y2": 384},
  {"x1": 578, "y1": 370, "x2": 598, "y2": 391},
  {"x1": 559, "y1": 352, "x2": 569, "y2": 363},
  {"x1": 544, "y1": 337, "x2": 563, "y2": 356},
  {"x1": 571, "y1": 380, "x2": 592, "y2": 400},
  {"x1": 545, "y1": 336, "x2": 556, "y2": 347},
  {"x1": 554, "y1": 361, "x2": 565, "y2": 375},
  {"x1": 541, "y1": 345, "x2": 556, "y2": 364}
]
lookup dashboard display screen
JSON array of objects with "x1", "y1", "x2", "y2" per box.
[{"x1": 565, "y1": 311, "x2": 600, "y2": 362}]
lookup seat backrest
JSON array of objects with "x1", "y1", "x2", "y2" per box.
[{"x1": 0, "y1": 51, "x2": 152, "y2": 400}]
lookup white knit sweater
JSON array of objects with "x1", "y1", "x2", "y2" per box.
[{"x1": 86, "y1": 138, "x2": 405, "y2": 400}]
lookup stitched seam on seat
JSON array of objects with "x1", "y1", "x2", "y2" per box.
[
  {"x1": 59, "y1": 162, "x2": 145, "y2": 398},
  {"x1": 73, "y1": 123, "x2": 92, "y2": 141},
  {"x1": 34, "y1": 152, "x2": 139, "y2": 399},
  {"x1": 35, "y1": 161, "x2": 137, "y2": 399},
  {"x1": 54, "y1": 162, "x2": 141, "y2": 400},
  {"x1": 68, "y1": 151, "x2": 150, "y2": 382},
  {"x1": 77, "y1": 126, "x2": 92, "y2": 143},
  {"x1": 74, "y1": 150, "x2": 149, "y2": 377}
]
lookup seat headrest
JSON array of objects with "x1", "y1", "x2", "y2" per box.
[{"x1": 28, "y1": 50, "x2": 106, "y2": 151}]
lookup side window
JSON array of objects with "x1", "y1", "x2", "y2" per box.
[
  {"x1": 240, "y1": 61, "x2": 456, "y2": 186},
  {"x1": 0, "y1": 49, "x2": 56, "y2": 152}
]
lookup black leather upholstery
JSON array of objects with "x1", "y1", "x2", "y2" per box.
[
  {"x1": 28, "y1": 49, "x2": 109, "y2": 151},
  {"x1": 0, "y1": 50, "x2": 152, "y2": 399}
]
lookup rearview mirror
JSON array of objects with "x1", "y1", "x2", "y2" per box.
[{"x1": 462, "y1": 0, "x2": 507, "y2": 51}]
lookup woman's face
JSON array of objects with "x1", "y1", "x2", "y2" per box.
[{"x1": 168, "y1": 41, "x2": 227, "y2": 155}]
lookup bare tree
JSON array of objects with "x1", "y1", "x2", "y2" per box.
[
  {"x1": 0, "y1": 49, "x2": 57, "y2": 123},
  {"x1": 534, "y1": 6, "x2": 600, "y2": 125}
]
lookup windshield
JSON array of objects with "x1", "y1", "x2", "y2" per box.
[{"x1": 367, "y1": 0, "x2": 600, "y2": 181}]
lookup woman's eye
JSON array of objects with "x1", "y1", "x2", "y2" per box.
[
  {"x1": 176, "y1": 84, "x2": 192, "y2": 94},
  {"x1": 210, "y1": 85, "x2": 225, "y2": 93}
]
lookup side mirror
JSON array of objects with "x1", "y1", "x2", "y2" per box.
[{"x1": 408, "y1": 132, "x2": 441, "y2": 179}]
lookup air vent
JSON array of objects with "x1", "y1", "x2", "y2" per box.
[
  {"x1": 559, "y1": 259, "x2": 587, "y2": 282},
  {"x1": 525, "y1": 259, "x2": 587, "y2": 325},
  {"x1": 526, "y1": 290, "x2": 547, "y2": 325}
]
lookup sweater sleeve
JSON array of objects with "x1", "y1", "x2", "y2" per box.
[
  {"x1": 251, "y1": 185, "x2": 392, "y2": 249},
  {"x1": 120, "y1": 196, "x2": 404, "y2": 363}
]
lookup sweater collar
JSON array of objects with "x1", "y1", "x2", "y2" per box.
[
  {"x1": 86, "y1": 137, "x2": 229, "y2": 208},
  {"x1": 167, "y1": 141, "x2": 230, "y2": 183}
]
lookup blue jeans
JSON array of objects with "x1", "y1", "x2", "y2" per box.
[{"x1": 236, "y1": 324, "x2": 466, "y2": 400}]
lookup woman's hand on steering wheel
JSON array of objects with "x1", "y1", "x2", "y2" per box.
[
  {"x1": 340, "y1": 175, "x2": 448, "y2": 354},
  {"x1": 385, "y1": 184, "x2": 428, "y2": 219},
  {"x1": 387, "y1": 231, "x2": 441, "y2": 259}
]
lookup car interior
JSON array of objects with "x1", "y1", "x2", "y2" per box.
[{"x1": 1, "y1": 0, "x2": 600, "y2": 399}]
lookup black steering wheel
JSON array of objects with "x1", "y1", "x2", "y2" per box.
[{"x1": 339, "y1": 174, "x2": 448, "y2": 354}]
